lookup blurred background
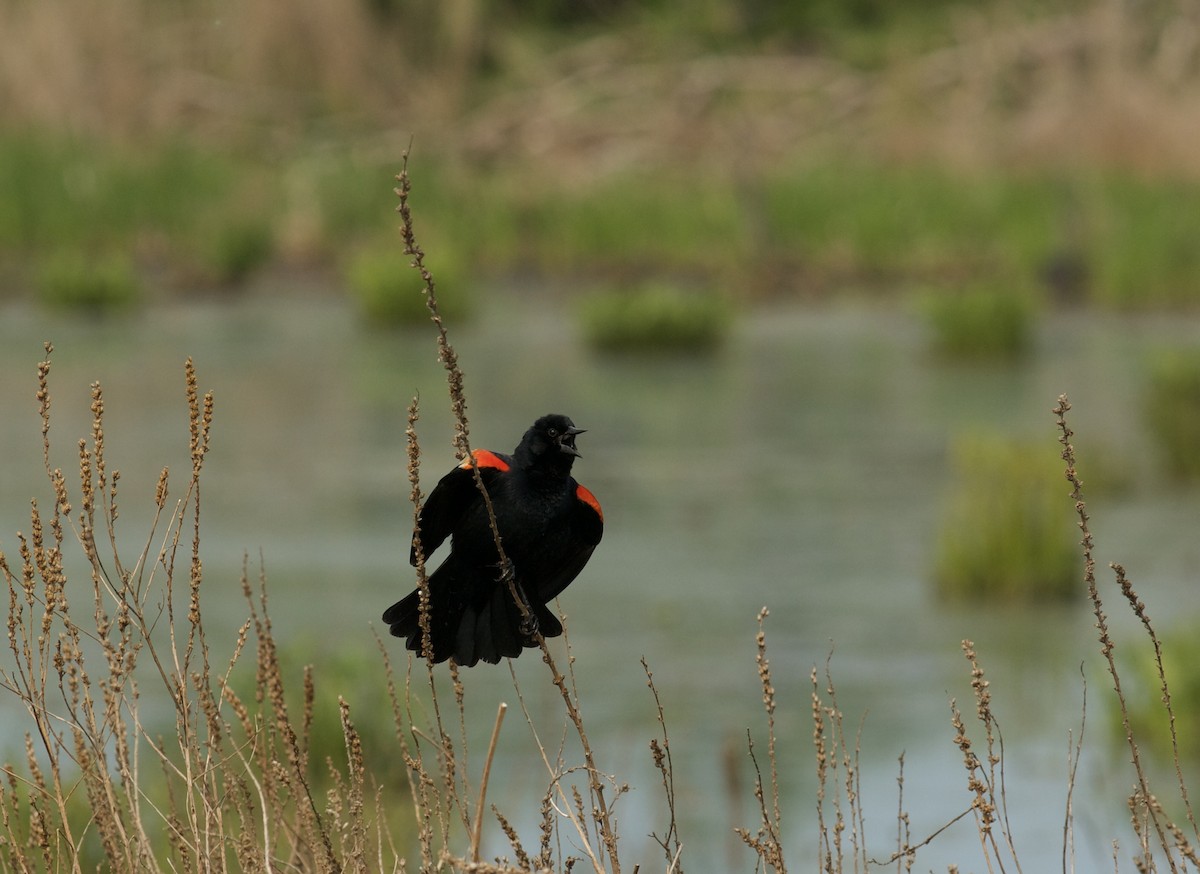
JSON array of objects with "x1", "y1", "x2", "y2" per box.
[{"x1": 3, "y1": 0, "x2": 1200, "y2": 869}]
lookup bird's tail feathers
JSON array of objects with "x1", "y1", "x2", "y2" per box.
[{"x1": 383, "y1": 558, "x2": 563, "y2": 666}]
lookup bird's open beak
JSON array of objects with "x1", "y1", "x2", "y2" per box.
[{"x1": 560, "y1": 426, "x2": 585, "y2": 457}]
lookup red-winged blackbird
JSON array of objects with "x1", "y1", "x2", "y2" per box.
[{"x1": 383, "y1": 414, "x2": 604, "y2": 666}]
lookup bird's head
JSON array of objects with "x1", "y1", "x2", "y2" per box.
[{"x1": 519, "y1": 414, "x2": 586, "y2": 469}]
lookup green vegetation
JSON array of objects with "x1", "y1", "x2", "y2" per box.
[
  {"x1": 346, "y1": 244, "x2": 472, "y2": 326},
  {"x1": 1088, "y1": 177, "x2": 1200, "y2": 309},
  {"x1": 4, "y1": 137, "x2": 1197, "y2": 310},
  {"x1": 580, "y1": 282, "x2": 732, "y2": 353},
  {"x1": 934, "y1": 434, "x2": 1079, "y2": 601},
  {"x1": 0, "y1": 0, "x2": 1197, "y2": 310},
  {"x1": 1145, "y1": 350, "x2": 1200, "y2": 480},
  {"x1": 1120, "y1": 623, "x2": 1200, "y2": 763},
  {"x1": 760, "y1": 164, "x2": 1059, "y2": 284},
  {"x1": 920, "y1": 284, "x2": 1037, "y2": 360},
  {"x1": 36, "y1": 251, "x2": 141, "y2": 312},
  {"x1": 197, "y1": 218, "x2": 275, "y2": 285},
  {"x1": 0, "y1": 135, "x2": 243, "y2": 255}
]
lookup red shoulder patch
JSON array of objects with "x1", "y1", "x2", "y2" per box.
[
  {"x1": 459, "y1": 449, "x2": 510, "y2": 472},
  {"x1": 575, "y1": 484, "x2": 603, "y2": 521}
]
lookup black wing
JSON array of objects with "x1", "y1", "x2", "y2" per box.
[
  {"x1": 410, "y1": 449, "x2": 513, "y2": 565},
  {"x1": 533, "y1": 480, "x2": 604, "y2": 603}
]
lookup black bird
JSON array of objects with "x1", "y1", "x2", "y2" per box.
[{"x1": 383, "y1": 414, "x2": 604, "y2": 666}]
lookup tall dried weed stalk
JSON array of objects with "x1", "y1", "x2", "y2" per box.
[
  {"x1": 1055, "y1": 394, "x2": 1200, "y2": 872},
  {"x1": 0, "y1": 155, "x2": 671, "y2": 874},
  {"x1": 389, "y1": 148, "x2": 635, "y2": 874},
  {"x1": 0, "y1": 343, "x2": 395, "y2": 872},
  {"x1": 732, "y1": 395, "x2": 1200, "y2": 874}
]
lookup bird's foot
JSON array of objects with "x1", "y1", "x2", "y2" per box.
[{"x1": 495, "y1": 558, "x2": 539, "y2": 638}]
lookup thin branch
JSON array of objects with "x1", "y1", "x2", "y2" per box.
[{"x1": 471, "y1": 702, "x2": 508, "y2": 863}]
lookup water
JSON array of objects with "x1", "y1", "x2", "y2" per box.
[{"x1": 2, "y1": 287, "x2": 1198, "y2": 871}]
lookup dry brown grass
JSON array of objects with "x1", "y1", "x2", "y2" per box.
[
  {"x1": 455, "y1": 1, "x2": 1200, "y2": 181},
  {"x1": 1, "y1": 343, "x2": 394, "y2": 871},
  {"x1": 0, "y1": 0, "x2": 466, "y2": 147},
  {"x1": 3, "y1": 0, "x2": 1200, "y2": 180},
  {"x1": 392, "y1": 149, "x2": 628, "y2": 874}
]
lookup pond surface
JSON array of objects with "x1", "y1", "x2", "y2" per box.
[{"x1": 2, "y1": 286, "x2": 1199, "y2": 871}]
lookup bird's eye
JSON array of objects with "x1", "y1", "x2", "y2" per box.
[{"x1": 547, "y1": 428, "x2": 559, "y2": 439}]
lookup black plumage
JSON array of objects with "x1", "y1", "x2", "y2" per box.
[{"x1": 383, "y1": 414, "x2": 604, "y2": 666}]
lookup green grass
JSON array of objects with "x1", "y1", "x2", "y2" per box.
[
  {"x1": 1119, "y1": 624, "x2": 1200, "y2": 763},
  {"x1": 1144, "y1": 350, "x2": 1200, "y2": 480},
  {"x1": 345, "y1": 244, "x2": 472, "y2": 326},
  {"x1": 0, "y1": 134, "x2": 243, "y2": 253},
  {"x1": 197, "y1": 218, "x2": 275, "y2": 284},
  {"x1": 2, "y1": 128, "x2": 1200, "y2": 310},
  {"x1": 1087, "y1": 176, "x2": 1200, "y2": 309},
  {"x1": 934, "y1": 434, "x2": 1080, "y2": 601},
  {"x1": 761, "y1": 163, "x2": 1065, "y2": 282},
  {"x1": 919, "y1": 283, "x2": 1037, "y2": 360},
  {"x1": 579, "y1": 282, "x2": 733, "y2": 353},
  {"x1": 36, "y1": 251, "x2": 142, "y2": 312}
]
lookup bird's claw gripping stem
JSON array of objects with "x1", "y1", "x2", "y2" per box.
[{"x1": 496, "y1": 558, "x2": 539, "y2": 638}]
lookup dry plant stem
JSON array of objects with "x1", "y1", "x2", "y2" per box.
[
  {"x1": 821, "y1": 652, "x2": 867, "y2": 873},
  {"x1": 508, "y1": 660, "x2": 608, "y2": 874},
  {"x1": 338, "y1": 695, "x2": 369, "y2": 867},
  {"x1": 4, "y1": 347, "x2": 419, "y2": 868},
  {"x1": 949, "y1": 695, "x2": 996, "y2": 874},
  {"x1": 811, "y1": 664, "x2": 831, "y2": 872},
  {"x1": 1110, "y1": 560, "x2": 1198, "y2": 844},
  {"x1": 735, "y1": 607, "x2": 786, "y2": 874},
  {"x1": 964, "y1": 641, "x2": 1023, "y2": 874},
  {"x1": 404, "y1": 395, "x2": 472, "y2": 846},
  {"x1": 545, "y1": 614, "x2": 624, "y2": 871},
  {"x1": 397, "y1": 181, "x2": 481, "y2": 853},
  {"x1": 642, "y1": 658, "x2": 684, "y2": 873},
  {"x1": 379, "y1": 634, "x2": 442, "y2": 873},
  {"x1": 1063, "y1": 669, "x2": 1087, "y2": 874},
  {"x1": 1053, "y1": 394, "x2": 1178, "y2": 869},
  {"x1": 397, "y1": 151, "x2": 622, "y2": 873},
  {"x1": 758, "y1": 610, "x2": 781, "y2": 837},
  {"x1": 809, "y1": 645, "x2": 872, "y2": 874},
  {"x1": 471, "y1": 702, "x2": 508, "y2": 863},
  {"x1": 404, "y1": 397, "x2": 435, "y2": 665},
  {"x1": 493, "y1": 806, "x2": 534, "y2": 871},
  {"x1": 448, "y1": 660, "x2": 474, "y2": 832},
  {"x1": 0, "y1": 344, "x2": 82, "y2": 869},
  {"x1": 874, "y1": 807, "x2": 975, "y2": 868},
  {"x1": 394, "y1": 150, "x2": 517, "y2": 623},
  {"x1": 895, "y1": 752, "x2": 911, "y2": 873}
]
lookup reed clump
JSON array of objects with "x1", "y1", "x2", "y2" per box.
[
  {"x1": 1120, "y1": 624, "x2": 1200, "y2": 764},
  {"x1": 198, "y1": 218, "x2": 275, "y2": 286},
  {"x1": 579, "y1": 283, "x2": 732, "y2": 354},
  {"x1": 919, "y1": 284, "x2": 1036, "y2": 360},
  {"x1": 346, "y1": 243, "x2": 472, "y2": 327},
  {"x1": 35, "y1": 252, "x2": 142, "y2": 313},
  {"x1": 934, "y1": 434, "x2": 1080, "y2": 601},
  {"x1": 1145, "y1": 349, "x2": 1200, "y2": 481}
]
